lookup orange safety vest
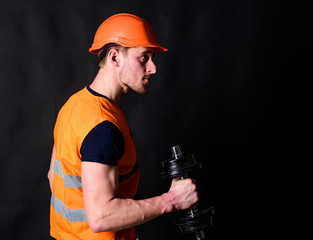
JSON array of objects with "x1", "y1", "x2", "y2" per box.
[{"x1": 50, "y1": 87, "x2": 139, "y2": 240}]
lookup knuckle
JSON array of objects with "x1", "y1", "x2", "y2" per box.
[
  {"x1": 185, "y1": 178, "x2": 192, "y2": 184},
  {"x1": 186, "y1": 178, "x2": 193, "y2": 184}
]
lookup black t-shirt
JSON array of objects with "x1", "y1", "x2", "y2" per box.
[{"x1": 80, "y1": 87, "x2": 124, "y2": 165}]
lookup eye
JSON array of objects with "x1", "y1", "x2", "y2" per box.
[{"x1": 140, "y1": 54, "x2": 149, "y2": 63}]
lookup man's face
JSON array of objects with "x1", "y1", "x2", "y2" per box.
[{"x1": 119, "y1": 47, "x2": 157, "y2": 94}]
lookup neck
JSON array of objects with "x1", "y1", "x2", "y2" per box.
[{"x1": 89, "y1": 67, "x2": 125, "y2": 105}]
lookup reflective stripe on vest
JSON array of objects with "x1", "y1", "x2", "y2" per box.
[
  {"x1": 54, "y1": 159, "x2": 83, "y2": 188},
  {"x1": 51, "y1": 194, "x2": 87, "y2": 222},
  {"x1": 52, "y1": 159, "x2": 139, "y2": 222},
  {"x1": 52, "y1": 159, "x2": 86, "y2": 222}
]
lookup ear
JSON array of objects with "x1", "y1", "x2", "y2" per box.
[{"x1": 107, "y1": 48, "x2": 120, "y2": 67}]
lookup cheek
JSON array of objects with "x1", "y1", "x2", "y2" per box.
[
  {"x1": 119, "y1": 66, "x2": 129, "y2": 84},
  {"x1": 130, "y1": 65, "x2": 144, "y2": 80},
  {"x1": 120, "y1": 60, "x2": 145, "y2": 83}
]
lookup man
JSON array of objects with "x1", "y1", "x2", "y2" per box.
[{"x1": 48, "y1": 13, "x2": 198, "y2": 240}]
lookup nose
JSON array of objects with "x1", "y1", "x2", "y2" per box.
[{"x1": 147, "y1": 59, "x2": 157, "y2": 74}]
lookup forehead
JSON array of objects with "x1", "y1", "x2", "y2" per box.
[{"x1": 128, "y1": 46, "x2": 156, "y2": 54}]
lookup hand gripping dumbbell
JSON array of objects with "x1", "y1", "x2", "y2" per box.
[{"x1": 161, "y1": 145, "x2": 214, "y2": 240}]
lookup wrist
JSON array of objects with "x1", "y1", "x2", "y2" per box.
[{"x1": 160, "y1": 192, "x2": 175, "y2": 213}]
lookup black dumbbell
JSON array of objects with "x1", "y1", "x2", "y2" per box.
[{"x1": 161, "y1": 145, "x2": 214, "y2": 240}]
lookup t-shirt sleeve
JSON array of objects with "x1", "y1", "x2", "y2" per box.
[{"x1": 80, "y1": 121, "x2": 124, "y2": 166}]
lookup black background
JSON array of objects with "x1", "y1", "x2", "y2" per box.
[{"x1": 0, "y1": 0, "x2": 311, "y2": 239}]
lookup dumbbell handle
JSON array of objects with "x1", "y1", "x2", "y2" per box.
[
  {"x1": 169, "y1": 146, "x2": 208, "y2": 239},
  {"x1": 178, "y1": 170, "x2": 205, "y2": 239}
]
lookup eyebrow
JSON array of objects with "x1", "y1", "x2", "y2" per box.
[
  {"x1": 141, "y1": 50, "x2": 155, "y2": 57},
  {"x1": 141, "y1": 50, "x2": 153, "y2": 54}
]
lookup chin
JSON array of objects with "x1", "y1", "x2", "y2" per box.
[
  {"x1": 133, "y1": 85, "x2": 149, "y2": 94},
  {"x1": 138, "y1": 89, "x2": 148, "y2": 95},
  {"x1": 137, "y1": 88, "x2": 148, "y2": 95}
]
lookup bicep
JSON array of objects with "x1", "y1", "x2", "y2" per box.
[
  {"x1": 82, "y1": 162, "x2": 119, "y2": 221},
  {"x1": 80, "y1": 121, "x2": 123, "y2": 228}
]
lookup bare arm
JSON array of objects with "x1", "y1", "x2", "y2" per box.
[
  {"x1": 47, "y1": 144, "x2": 56, "y2": 191},
  {"x1": 82, "y1": 161, "x2": 198, "y2": 233}
]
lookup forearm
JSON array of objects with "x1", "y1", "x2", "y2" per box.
[
  {"x1": 82, "y1": 163, "x2": 197, "y2": 233},
  {"x1": 88, "y1": 192, "x2": 174, "y2": 232}
]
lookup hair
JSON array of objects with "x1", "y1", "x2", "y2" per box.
[{"x1": 98, "y1": 43, "x2": 129, "y2": 69}]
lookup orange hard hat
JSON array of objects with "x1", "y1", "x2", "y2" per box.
[{"x1": 89, "y1": 13, "x2": 168, "y2": 54}]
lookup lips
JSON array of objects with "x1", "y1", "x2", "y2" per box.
[{"x1": 143, "y1": 75, "x2": 151, "y2": 80}]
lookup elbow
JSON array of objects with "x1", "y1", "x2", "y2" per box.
[
  {"x1": 88, "y1": 220, "x2": 112, "y2": 233},
  {"x1": 86, "y1": 213, "x2": 100, "y2": 233},
  {"x1": 89, "y1": 221, "x2": 102, "y2": 233},
  {"x1": 87, "y1": 214, "x2": 112, "y2": 233}
]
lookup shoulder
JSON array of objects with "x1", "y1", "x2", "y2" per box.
[
  {"x1": 80, "y1": 121, "x2": 124, "y2": 165},
  {"x1": 84, "y1": 121, "x2": 123, "y2": 143}
]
